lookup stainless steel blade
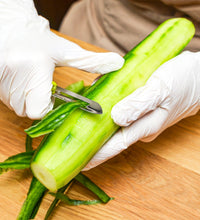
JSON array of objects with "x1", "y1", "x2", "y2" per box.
[{"x1": 52, "y1": 86, "x2": 103, "y2": 114}]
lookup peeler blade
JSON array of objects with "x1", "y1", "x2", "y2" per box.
[{"x1": 52, "y1": 86, "x2": 103, "y2": 114}]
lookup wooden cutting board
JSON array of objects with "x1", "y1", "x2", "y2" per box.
[{"x1": 0, "y1": 31, "x2": 200, "y2": 220}]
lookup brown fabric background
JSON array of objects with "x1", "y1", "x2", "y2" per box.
[{"x1": 59, "y1": 0, "x2": 200, "y2": 55}]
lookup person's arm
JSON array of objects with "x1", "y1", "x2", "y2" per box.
[
  {"x1": 0, "y1": 0, "x2": 124, "y2": 119},
  {"x1": 84, "y1": 51, "x2": 200, "y2": 170}
]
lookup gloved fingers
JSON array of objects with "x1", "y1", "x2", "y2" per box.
[
  {"x1": 123, "y1": 107, "x2": 168, "y2": 147},
  {"x1": 25, "y1": 85, "x2": 53, "y2": 119},
  {"x1": 111, "y1": 77, "x2": 169, "y2": 126},
  {"x1": 83, "y1": 129, "x2": 126, "y2": 171},
  {"x1": 0, "y1": 61, "x2": 34, "y2": 112},
  {"x1": 49, "y1": 33, "x2": 124, "y2": 74},
  {"x1": 0, "y1": 54, "x2": 54, "y2": 119},
  {"x1": 5, "y1": 59, "x2": 54, "y2": 119},
  {"x1": 24, "y1": 63, "x2": 54, "y2": 119},
  {"x1": 0, "y1": 64, "x2": 13, "y2": 109}
]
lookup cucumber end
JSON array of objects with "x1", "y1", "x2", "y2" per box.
[{"x1": 31, "y1": 163, "x2": 57, "y2": 192}]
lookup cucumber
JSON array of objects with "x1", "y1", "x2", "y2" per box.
[{"x1": 31, "y1": 18, "x2": 195, "y2": 192}]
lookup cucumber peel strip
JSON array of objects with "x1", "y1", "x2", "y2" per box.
[
  {"x1": 17, "y1": 177, "x2": 47, "y2": 220},
  {"x1": 75, "y1": 173, "x2": 113, "y2": 203},
  {"x1": 25, "y1": 120, "x2": 40, "y2": 152},
  {"x1": 25, "y1": 80, "x2": 87, "y2": 138},
  {"x1": 44, "y1": 180, "x2": 74, "y2": 220},
  {"x1": 0, "y1": 151, "x2": 34, "y2": 175},
  {"x1": 25, "y1": 102, "x2": 83, "y2": 138},
  {"x1": 49, "y1": 192, "x2": 102, "y2": 206}
]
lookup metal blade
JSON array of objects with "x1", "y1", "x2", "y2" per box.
[{"x1": 52, "y1": 86, "x2": 103, "y2": 114}]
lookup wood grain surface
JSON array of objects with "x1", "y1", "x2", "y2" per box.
[{"x1": 0, "y1": 31, "x2": 200, "y2": 220}]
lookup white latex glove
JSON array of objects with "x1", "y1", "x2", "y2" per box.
[
  {"x1": 0, "y1": 0, "x2": 124, "y2": 119},
  {"x1": 84, "y1": 51, "x2": 200, "y2": 170}
]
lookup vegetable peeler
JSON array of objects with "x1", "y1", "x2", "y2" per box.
[{"x1": 52, "y1": 86, "x2": 103, "y2": 114}]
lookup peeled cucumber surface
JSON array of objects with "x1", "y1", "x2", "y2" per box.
[{"x1": 31, "y1": 18, "x2": 195, "y2": 192}]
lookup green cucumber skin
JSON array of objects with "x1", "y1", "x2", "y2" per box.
[{"x1": 31, "y1": 18, "x2": 195, "y2": 191}]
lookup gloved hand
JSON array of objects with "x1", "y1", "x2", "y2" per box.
[
  {"x1": 0, "y1": 0, "x2": 124, "y2": 119},
  {"x1": 84, "y1": 51, "x2": 200, "y2": 170}
]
